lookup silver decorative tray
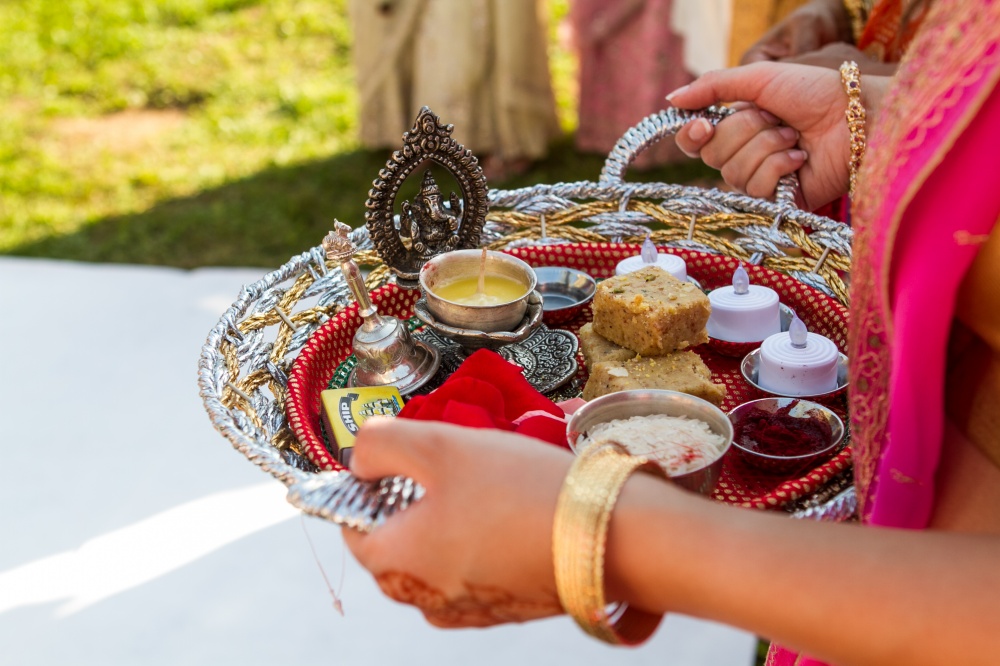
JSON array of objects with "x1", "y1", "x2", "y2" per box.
[{"x1": 200, "y1": 106, "x2": 857, "y2": 534}]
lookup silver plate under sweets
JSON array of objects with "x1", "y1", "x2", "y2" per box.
[
  {"x1": 415, "y1": 325, "x2": 579, "y2": 395},
  {"x1": 740, "y1": 348, "x2": 850, "y2": 399}
]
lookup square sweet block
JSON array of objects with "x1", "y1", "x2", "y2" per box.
[
  {"x1": 578, "y1": 322, "x2": 637, "y2": 367},
  {"x1": 582, "y1": 352, "x2": 727, "y2": 405},
  {"x1": 591, "y1": 266, "x2": 710, "y2": 355}
]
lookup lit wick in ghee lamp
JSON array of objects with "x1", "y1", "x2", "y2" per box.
[
  {"x1": 758, "y1": 315, "x2": 840, "y2": 396},
  {"x1": 419, "y1": 249, "x2": 538, "y2": 333},
  {"x1": 706, "y1": 265, "x2": 782, "y2": 342},
  {"x1": 615, "y1": 234, "x2": 688, "y2": 280},
  {"x1": 430, "y1": 249, "x2": 529, "y2": 307}
]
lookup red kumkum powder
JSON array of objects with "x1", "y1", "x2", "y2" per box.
[{"x1": 734, "y1": 403, "x2": 833, "y2": 457}]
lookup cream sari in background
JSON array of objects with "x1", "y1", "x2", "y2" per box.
[
  {"x1": 670, "y1": 0, "x2": 733, "y2": 75},
  {"x1": 349, "y1": 0, "x2": 560, "y2": 162}
]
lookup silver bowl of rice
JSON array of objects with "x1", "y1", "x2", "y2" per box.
[{"x1": 566, "y1": 390, "x2": 734, "y2": 496}]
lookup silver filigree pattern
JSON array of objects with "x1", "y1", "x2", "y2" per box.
[
  {"x1": 497, "y1": 327, "x2": 579, "y2": 395},
  {"x1": 414, "y1": 325, "x2": 579, "y2": 395}
]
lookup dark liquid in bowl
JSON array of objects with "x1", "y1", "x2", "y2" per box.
[
  {"x1": 734, "y1": 404, "x2": 833, "y2": 457},
  {"x1": 541, "y1": 293, "x2": 579, "y2": 310}
]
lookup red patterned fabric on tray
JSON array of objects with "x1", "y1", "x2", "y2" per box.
[{"x1": 286, "y1": 243, "x2": 851, "y2": 510}]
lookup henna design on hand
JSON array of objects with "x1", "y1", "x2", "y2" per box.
[{"x1": 374, "y1": 571, "x2": 562, "y2": 628}]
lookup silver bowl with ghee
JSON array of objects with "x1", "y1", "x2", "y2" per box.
[{"x1": 419, "y1": 250, "x2": 538, "y2": 333}]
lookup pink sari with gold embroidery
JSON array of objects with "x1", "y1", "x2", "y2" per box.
[{"x1": 768, "y1": 1, "x2": 1000, "y2": 664}]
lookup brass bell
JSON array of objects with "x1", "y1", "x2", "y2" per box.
[{"x1": 323, "y1": 222, "x2": 441, "y2": 395}]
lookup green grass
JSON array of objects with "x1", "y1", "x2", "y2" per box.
[{"x1": 0, "y1": 0, "x2": 713, "y2": 268}]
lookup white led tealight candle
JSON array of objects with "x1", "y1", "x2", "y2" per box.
[
  {"x1": 615, "y1": 235, "x2": 687, "y2": 280},
  {"x1": 758, "y1": 316, "x2": 840, "y2": 396},
  {"x1": 706, "y1": 265, "x2": 781, "y2": 342}
]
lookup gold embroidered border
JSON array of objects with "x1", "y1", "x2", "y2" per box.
[{"x1": 849, "y1": 0, "x2": 1000, "y2": 518}]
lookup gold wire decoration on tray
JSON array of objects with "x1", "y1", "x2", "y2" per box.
[{"x1": 485, "y1": 204, "x2": 851, "y2": 305}]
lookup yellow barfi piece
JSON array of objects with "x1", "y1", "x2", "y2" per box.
[
  {"x1": 578, "y1": 322, "x2": 637, "y2": 367},
  {"x1": 591, "y1": 266, "x2": 710, "y2": 355},
  {"x1": 582, "y1": 352, "x2": 726, "y2": 405}
]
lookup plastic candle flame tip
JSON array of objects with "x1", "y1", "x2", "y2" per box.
[
  {"x1": 732, "y1": 265, "x2": 750, "y2": 295},
  {"x1": 641, "y1": 235, "x2": 658, "y2": 264},
  {"x1": 790, "y1": 316, "x2": 808, "y2": 348}
]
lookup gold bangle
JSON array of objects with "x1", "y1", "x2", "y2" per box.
[
  {"x1": 552, "y1": 443, "x2": 666, "y2": 645},
  {"x1": 839, "y1": 60, "x2": 867, "y2": 199}
]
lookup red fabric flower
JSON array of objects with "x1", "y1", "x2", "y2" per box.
[{"x1": 398, "y1": 349, "x2": 569, "y2": 448}]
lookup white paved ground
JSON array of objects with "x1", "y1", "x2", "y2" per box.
[{"x1": 0, "y1": 257, "x2": 756, "y2": 666}]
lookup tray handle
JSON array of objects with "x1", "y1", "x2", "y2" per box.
[
  {"x1": 287, "y1": 471, "x2": 425, "y2": 534},
  {"x1": 599, "y1": 106, "x2": 800, "y2": 208}
]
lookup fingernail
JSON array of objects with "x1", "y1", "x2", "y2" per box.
[
  {"x1": 778, "y1": 126, "x2": 799, "y2": 141},
  {"x1": 760, "y1": 109, "x2": 781, "y2": 124},
  {"x1": 788, "y1": 149, "x2": 808, "y2": 161},
  {"x1": 688, "y1": 118, "x2": 711, "y2": 142},
  {"x1": 665, "y1": 84, "x2": 690, "y2": 102}
]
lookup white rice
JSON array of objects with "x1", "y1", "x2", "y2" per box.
[{"x1": 577, "y1": 414, "x2": 725, "y2": 476}]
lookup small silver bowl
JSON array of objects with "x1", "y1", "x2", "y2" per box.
[
  {"x1": 533, "y1": 266, "x2": 597, "y2": 326},
  {"x1": 566, "y1": 390, "x2": 733, "y2": 496},
  {"x1": 728, "y1": 398, "x2": 845, "y2": 477},
  {"x1": 740, "y1": 348, "x2": 849, "y2": 399},
  {"x1": 419, "y1": 250, "x2": 537, "y2": 333}
]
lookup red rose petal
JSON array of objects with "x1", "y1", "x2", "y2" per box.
[
  {"x1": 451, "y1": 349, "x2": 562, "y2": 420},
  {"x1": 442, "y1": 401, "x2": 515, "y2": 431},
  {"x1": 400, "y1": 376, "x2": 506, "y2": 423},
  {"x1": 514, "y1": 413, "x2": 571, "y2": 448}
]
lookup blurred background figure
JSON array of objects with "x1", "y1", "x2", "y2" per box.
[
  {"x1": 671, "y1": 0, "x2": 734, "y2": 76},
  {"x1": 728, "y1": 0, "x2": 808, "y2": 67},
  {"x1": 568, "y1": 0, "x2": 730, "y2": 170},
  {"x1": 349, "y1": 0, "x2": 561, "y2": 182},
  {"x1": 569, "y1": 0, "x2": 691, "y2": 169},
  {"x1": 739, "y1": 0, "x2": 930, "y2": 74}
]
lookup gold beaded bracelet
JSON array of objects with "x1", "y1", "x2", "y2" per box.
[
  {"x1": 552, "y1": 443, "x2": 667, "y2": 645},
  {"x1": 839, "y1": 60, "x2": 867, "y2": 199}
]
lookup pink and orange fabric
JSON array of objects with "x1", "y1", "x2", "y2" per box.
[{"x1": 768, "y1": 0, "x2": 1000, "y2": 663}]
